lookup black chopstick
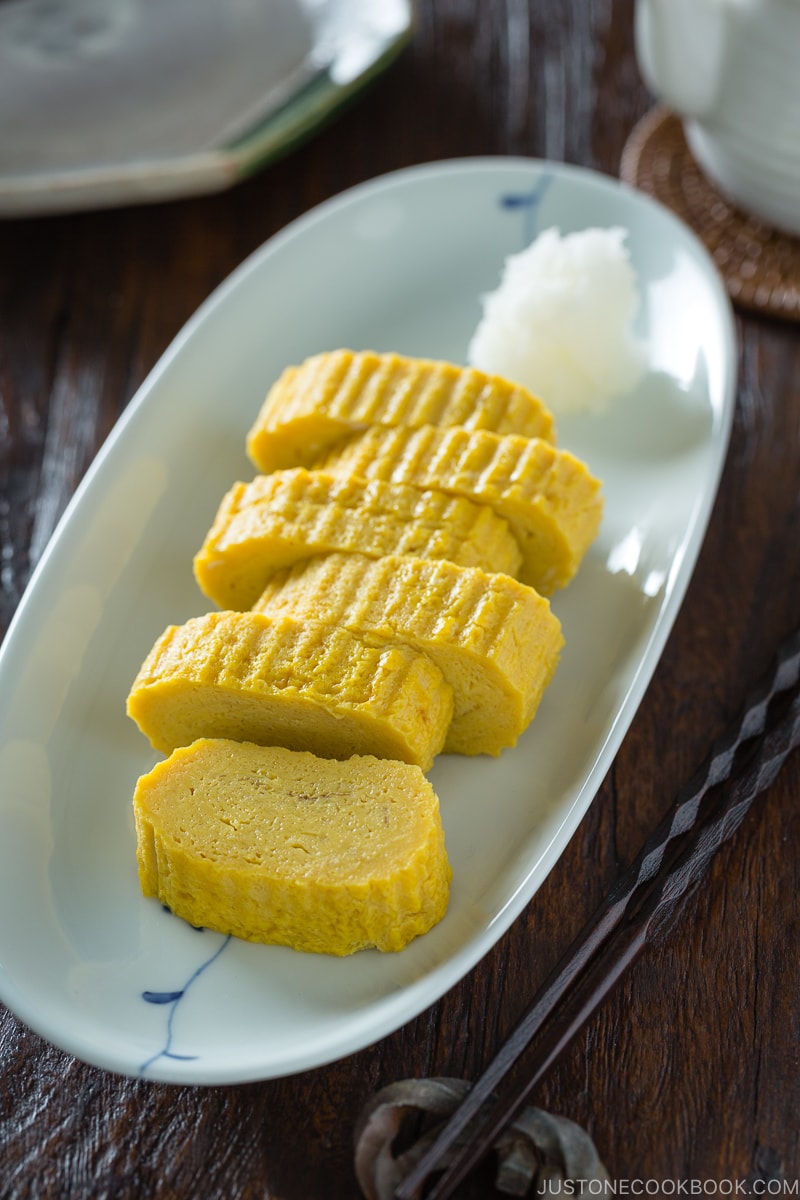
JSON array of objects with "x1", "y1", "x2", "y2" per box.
[
  {"x1": 394, "y1": 629, "x2": 800, "y2": 1200},
  {"x1": 424, "y1": 689, "x2": 800, "y2": 1197}
]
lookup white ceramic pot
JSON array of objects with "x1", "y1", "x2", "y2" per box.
[{"x1": 635, "y1": 0, "x2": 800, "y2": 238}]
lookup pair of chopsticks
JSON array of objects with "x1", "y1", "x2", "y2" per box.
[{"x1": 394, "y1": 627, "x2": 800, "y2": 1200}]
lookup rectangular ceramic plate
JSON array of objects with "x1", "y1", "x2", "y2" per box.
[
  {"x1": 0, "y1": 0, "x2": 412, "y2": 214},
  {"x1": 0, "y1": 158, "x2": 737, "y2": 1083}
]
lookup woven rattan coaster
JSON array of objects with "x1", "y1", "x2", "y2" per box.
[{"x1": 620, "y1": 105, "x2": 800, "y2": 322}]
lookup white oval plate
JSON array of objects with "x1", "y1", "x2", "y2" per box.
[{"x1": 0, "y1": 158, "x2": 736, "y2": 1083}]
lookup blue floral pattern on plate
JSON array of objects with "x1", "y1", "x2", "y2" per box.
[{"x1": 139, "y1": 931, "x2": 232, "y2": 1077}]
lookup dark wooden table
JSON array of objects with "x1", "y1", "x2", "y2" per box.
[{"x1": 3, "y1": 3, "x2": 800, "y2": 1197}]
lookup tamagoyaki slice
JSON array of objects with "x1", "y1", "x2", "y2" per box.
[
  {"x1": 321, "y1": 424, "x2": 603, "y2": 595},
  {"x1": 126, "y1": 610, "x2": 453, "y2": 771},
  {"x1": 193, "y1": 467, "x2": 523, "y2": 610},
  {"x1": 133, "y1": 738, "x2": 452, "y2": 955},
  {"x1": 253, "y1": 553, "x2": 564, "y2": 757},
  {"x1": 246, "y1": 348, "x2": 556, "y2": 472}
]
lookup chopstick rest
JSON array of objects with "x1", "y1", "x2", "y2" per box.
[
  {"x1": 390, "y1": 628, "x2": 800, "y2": 1200},
  {"x1": 353, "y1": 1077, "x2": 609, "y2": 1200}
]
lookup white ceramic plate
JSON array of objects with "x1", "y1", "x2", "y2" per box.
[
  {"x1": 0, "y1": 0, "x2": 412, "y2": 215},
  {"x1": 0, "y1": 158, "x2": 736, "y2": 1083}
]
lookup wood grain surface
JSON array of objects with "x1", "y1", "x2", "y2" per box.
[{"x1": 2, "y1": 2, "x2": 799, "y2": 1197}]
